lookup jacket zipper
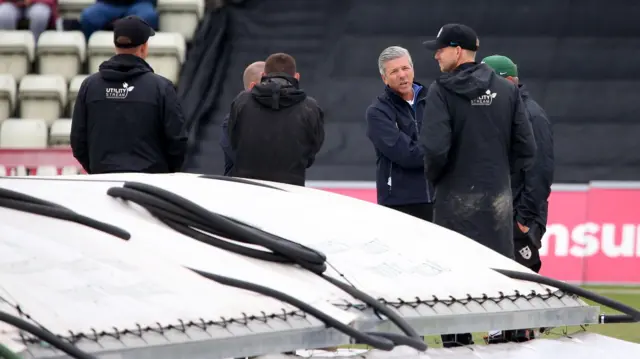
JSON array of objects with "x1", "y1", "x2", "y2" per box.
[
  {"x1": 411, "y1": 98, "x2": 433, "y2": 203},
  {"x1": 387, "y1": 162, "x2": 393, "y2": 193}
]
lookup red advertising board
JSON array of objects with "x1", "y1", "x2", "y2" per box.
[
  {"x1": 2, "y1": 149, "x2": 640, "y2": 284},
  {"x1": 582, "y1": 184, "x2": 640, "y2": 284}
]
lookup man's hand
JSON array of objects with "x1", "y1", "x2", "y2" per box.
[{"x1": 517, "y1": 222, "x2": 529, "y2": 233}]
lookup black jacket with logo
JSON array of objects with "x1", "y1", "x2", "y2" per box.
[
  {"x1": 227, "y1": 74, "x2": 324, "y2": 186},
  {"x1": 70, "y1": 54, "x2": 187, "y2": 174},
  {"x1": 512, "y1": 83, "x2": 554, "y2": 238},
  {"x1": 420, "y1": 62, "x2": 536, "y2": 258}
]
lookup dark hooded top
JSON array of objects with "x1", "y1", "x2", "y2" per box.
[
  {"x1": 227, "y1": 73, "x2": 325, "y2": 186},
  {"x1": 420, "y1": 62, "x2": 536, "y2": 257},
  {"x1": 70, "y1": 54, "x2": 187, "y2": 174}
]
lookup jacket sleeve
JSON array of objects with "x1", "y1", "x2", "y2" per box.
[
  {"x1": 515, "y1": 109, "x2": 555, "y2": 225},
  {"x1": 219, "y1": 114, "x2": 234, "y2": 175},
  {"x1": 227, "y1": 97, "x2": 240, "y2": 150},
  {"x1": 70, "y1": 80, "x2": 90, "y2": 173},
  {"x1": 510, "y1": 90, "x2": 537, "y2": 172},
  {"x1": 366, "y1": 105, "x2": 424, "y2": 169},
  {"x1": 420, "y1": 84, "x2": 451, "y2": 183},
  {"x1": 304, "y1": 99, "x2": 325, "y2": 168},
  {"x1": 162, "y1": 83, "x2": 188, "y2": 172}
]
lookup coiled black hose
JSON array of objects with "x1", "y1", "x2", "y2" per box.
[
  {"x1": 107, "y1": 181, "x2": 426, "y2": 351},
  {"x1": 493, "y1": 268, "x2": 640, "y2": 324},
  {"x1": 0, "y1": 187, "x2": 130, "y2": 241},
  {"x1": 0, "y1": 310, "x2": 96, "y2": 359}
]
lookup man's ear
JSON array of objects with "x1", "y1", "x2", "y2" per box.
[
  {"x1": 294, "y1": 72, "x2": 300, "y2": 80},
  {"x1": 381, "y1": 74, "x2": 387, "y2": 85},
  {"x1": 248, "y1": 81, "x2": 257, "y2": 89}
]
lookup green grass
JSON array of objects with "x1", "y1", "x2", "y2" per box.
[
  {"x1": 343, "y1": 285, "x2": 640, "y2": 349},
  {"x1": 570, "y1": 285, "x2": 640, "y2": 343}
]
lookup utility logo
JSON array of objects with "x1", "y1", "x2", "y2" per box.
[
  {"x1": 106, "y1": 82, "x2": 135, "y2": 100},
  {"x1": 471, "y1": 89, "x2": 497, "y2": 106}
]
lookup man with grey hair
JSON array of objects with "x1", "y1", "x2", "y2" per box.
[
  {"x1": 365, "y1": 46, "x2": 434, "y2": 221},
  {"x1": 220, "y1": 61, "x2": 266, "y2": 175}
]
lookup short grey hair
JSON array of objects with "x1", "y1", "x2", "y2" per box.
[{"x1": 378, "y1": 46, "x2": 413, "y2": 76}]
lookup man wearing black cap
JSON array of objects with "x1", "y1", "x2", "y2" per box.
[
  {"x1": 419, "y1": 24, "x2": 537, "y2": 347},
  {"x1": 71, "y1": 16, "x2": 187, "y2": 175}
]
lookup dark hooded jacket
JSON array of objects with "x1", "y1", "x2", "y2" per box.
[
  {"x1": 420, "y1": 62, "x2": 536, "y2": 258},
  {"x1": 227, "y1": 73, "x2": 324, "y2": 186},
  {"x1": 512, "y1": 83, "x2": 554, "y2": 243},
  {"x1": 70, "y1": 54, "x2": 187, "y2": 174}
]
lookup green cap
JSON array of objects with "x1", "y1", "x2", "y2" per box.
[{"x1": 481, "y1": 55, "x2": 518, "y2": 77}]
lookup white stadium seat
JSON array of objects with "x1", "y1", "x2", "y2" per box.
[
  {"x1": 37, "y1": 31, "x2": 87, "y2": 82},
  {"x1": 49, "y1": 118, "x2": 72, "y2": 146},
  {"x1": 18, "y1": 75, "x2": 67, "y2": 127},
  {"x1": 68, "y1": 74, "x2": 88, "y2": 117},
  {"x1": 147, "y1": 32, "x2": 186, "y2": 84},
  {"x1": 87, "y1": 31, "x2": 115, "y2": 74},
  {"x1": 58, "y1": 0, "x2": 94, "y2": 19},
  {"x1": 0, "y1": 74, "x2": 16, "y2": 124},
  {"x1": 36, "y1": 165, "x2": 59, "y2": 175},
  {"x1": 0, "y1": 118, "x2": 48, "y2": 148},
  {"x1": 0, "y1": 30, "x2": 35, "y2": 81},
  {"x1": 157, "y1": 0, "x2": 205, "y2": 42}
]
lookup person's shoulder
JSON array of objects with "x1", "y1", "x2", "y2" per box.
[
  {"x1": 368, "y1": 89, "x2": 393, "y2": 111},
  {"x1": 231, "y1": 89, "x2": 252, "y2": 104},
  {"x1": 303, "y1": 94, "x2": 319, "y2": 106},
  {"x1": 524, "y1": 96, "x2": 551, "y2": 124},
  {"x1": 425, "y1": 80, "x2": 444, "y2": 96},
  {"x1": 147, "y1": 72, "x2": 176, "y2": 91},
  {"x1": 79, "y1": 72, "x2": 104, "y2": 90}
]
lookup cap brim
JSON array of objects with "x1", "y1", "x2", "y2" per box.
[
  {"x1": 149, "y1": 28, "x2": 156, "y2": 36},
  {"x1": 422, "y1": 40, "x2": 442, "y2": 50}
]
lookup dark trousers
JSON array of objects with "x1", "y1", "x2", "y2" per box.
[{"x1": 385, "y1": 203, "x2": 434, "y2": 222}]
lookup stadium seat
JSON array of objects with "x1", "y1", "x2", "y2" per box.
[
  {"x1": 157, "y1": 0, "x2": 205, "y2": 42},
  {"x1": 0, "y1": 74, "x2": 16, "y2": 124},
  {"x1": 37, "y1": 31, "x2": 87, "y2": 82},
  {"x1": 146, "y1": 32, "x2": 186, "y2": 84},
  {"x1": 68, "y1": 74, "x2": 88, "y2": 117},
  {"x1": 36, "y1": 165, "x2": 59, "y2": 175},
  {"x1": 0, "y1": 30, "x2": 35, "y2": 81},
  {"x1": 49, "y1": 118, "x2": 72, "y2": 146},
  {"x1": 87, "y1": 31, "x2": 115, "y2": 74},
  {"x1": 0, "y1": 118, "x2": 48, "y2": 148},
  {"x1": 18, "y1": 75, "x2": 67, "y2": 127},
  {"x1": 58, "y1": 0, "x2": 94, "y2": 19}
]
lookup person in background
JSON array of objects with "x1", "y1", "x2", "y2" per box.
[
  {"x1": 71, "y1": 16, "x2": 186, "y2": 174},
  {"x1": 420, "y1": 23, "x2": 536, "y2": 347},
  {"x1": 482, "y1": 54, "x2": 554, "y2": 344},
  {"x1": 365, "y1": 46, "x2": 434, "y2": 221},
  {"x1": 80, "y1": 0, "x2": 157, "y2": 40},
  {"x1": 220, "y1": 60, "x2": 265, "y2": 176},
  {"x1": 0, "y1": 0, "x2": 57, "y2": 41},
  {"x1": 227, "y1": 52, "x2": 324, "y2": 186}
]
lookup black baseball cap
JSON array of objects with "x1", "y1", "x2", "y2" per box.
[
  {"x1": 113, "y1": 16, "x2": 155, "y2": 48},
  {"x1": 423, "y1": 24, "x2": 479, "y2": 51}
]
